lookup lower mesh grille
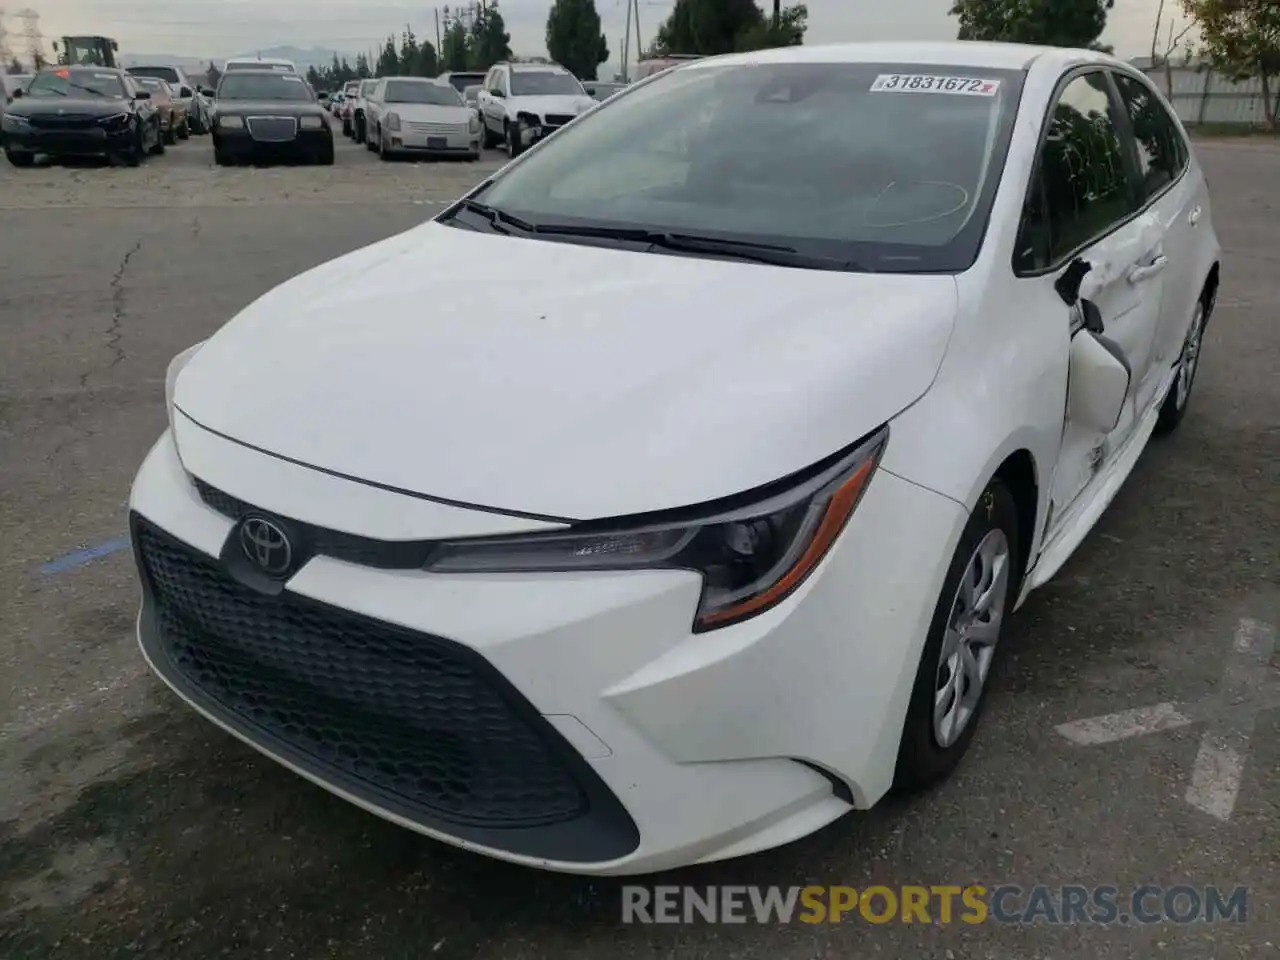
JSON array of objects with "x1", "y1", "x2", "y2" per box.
[{"x1": 135, "y1": 518, "x2": 589, "y2": 828}]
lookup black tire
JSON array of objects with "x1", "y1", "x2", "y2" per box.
[
  {"x1": 365, "y1": 125, "x2": 377, "y2": 152},
  {"x1": 213, "y1": 142, "x2": 233, "y2": 166},
  {"x1": 467, "y1": 151, "x2": 480, "y2": 162},
  {"x1": 378, "y1": 129, "x2": 392, "y2": 161},
  {"x1": 178, "y1": 119, "x2": 191, "y2": 140},
  {"x1": 894, "y1": 479, "x2": 1020, "y2": 793},
  {"x1": 481, "y1": 118, "x2": 499, "y2": 149},
  {"x1": 1155, "y1": 291, "x2": 1212, "y2": 435},
  {"x1": 505, "y1": 120, "x2": 523, "y2": 158},
  {"x1": 355, "y1": 115, "x2": 365, "y2": 143},
  {"x1": 150, "y1": 122, "x2": 166, "y2": 155},
  {"x1": 125, "y1": 130, "x2": 145, "y2": 166},
  {"x1": 316, "y1": 142, "x2": 335, "y2": 165},
  {"x1": 5, "y1": 148, "x2": 33, "y2": 168},
  {"x1": 342, "y1": 118, "x2": 352, "y2": 138}
]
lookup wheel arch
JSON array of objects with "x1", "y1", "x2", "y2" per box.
[
  {"x1": 991, "y1": 448, "x2": 1039, "y2": 590},
  {"x1": 1202, "y1": 261, "x2": 1220, "y2": 314}
]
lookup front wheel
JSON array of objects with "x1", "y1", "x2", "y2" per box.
[
  {"x1": 5, "y1": 148, "x2": 33, "y2": 167},
  {"x1": 178, "y1": 119, "x2": 191, "y2": 140},
  {"x1": 150, "y1": 122, "x2": 166, "y2": 155},
  {"x1": 316, "y1": 141, "x2": 335, "y2": 165},
  {"x1": 894, "y1": 479, "x2": 1020, "y2": 792},
  {"x1": 1155, "y1": 297, "x2": 1209, "y2": 434},
  {"x1": 505, "y1": 120, "x2": 524, "y2": 158},
  {"x1": 481, "y1": 118, "x2": 499, "y2": 149}
]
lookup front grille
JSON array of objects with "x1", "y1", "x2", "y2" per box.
[
  {"x1": 544, "y1": 114, "x2": 574, "y2": 127},
  {"x1": 406, "y1": 120, "x2": 467, "y2": 135},
  {"x1": 27, "y1": 114, "x2": 102, "y2": 129},
  {"x1": 136, "y1": 518, "x2": 589, "y2": 828},
  {"x1": 246, "y1": 116, "x2": 298, "y2": 141},
  {"x1": 191, "y1": 476, "x2": 433, "y2": 569}
]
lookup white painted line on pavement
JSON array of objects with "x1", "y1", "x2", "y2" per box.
[
  {"x1": 1185, "y1": 618, "x2": 1277, "y2": 820},
  {"x1": 1056, "y1": 702, "x2": 1193, "y2": 744},
  {"x1": 1056, "y1": 617, "x2": 1278, "y2": 821}
]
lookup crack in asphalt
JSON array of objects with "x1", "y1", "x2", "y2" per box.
[{"x1": 79, "y1": 239, "x2": 143, "y2": 389}]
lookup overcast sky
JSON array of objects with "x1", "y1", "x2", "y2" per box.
[{"x1": 13, "y1": 0, "x2": 1193, "y2": 64}]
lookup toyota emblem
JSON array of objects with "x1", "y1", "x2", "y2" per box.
[{"x1": 239, "y1": 517, "x2": 293, "y2": 576}]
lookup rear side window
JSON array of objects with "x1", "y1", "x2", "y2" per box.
[
  {"x1": 1016, "y1": 71, "x2": 1136, "y2": 272},
  {"x1": 1112, "y1": 72, "x2": 1187, "y2": 199}
]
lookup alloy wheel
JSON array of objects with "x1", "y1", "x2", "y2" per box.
[
  {"x1": 933, "y1": 528, "x2": 1010, "y2": 748},
  {"x1": 1174, "y1": 302, "x2": 1205, "y2": 410}
]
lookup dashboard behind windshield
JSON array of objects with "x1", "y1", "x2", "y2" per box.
[
  {"x1": 26, "y1": 69, "x2": 126, "y2": 98},
  {"x1": 473, "y1": 61, "x2": 1025, "y2": 273}
]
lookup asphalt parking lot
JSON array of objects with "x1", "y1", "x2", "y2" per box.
[{"x1": 0, "y1": 135, "x2": 1276, "y2": 959}]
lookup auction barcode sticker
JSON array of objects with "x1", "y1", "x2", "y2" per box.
[{"x1": 870, "y1": 74, "x2": 1001, "y2": 96}]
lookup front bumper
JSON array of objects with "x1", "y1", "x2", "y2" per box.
[
  {"x1": 214, "y1": 126, "x2": 332, "y2": 160},
  {"x1": 386, "y1": 127, "x2": 480, "y2": 156},
  {"x1": 130, "y1": 421, "x2": 965, "y2": 874},
  {"x1": 3, "y1": 125, "x2": 133, "y2": 155}
]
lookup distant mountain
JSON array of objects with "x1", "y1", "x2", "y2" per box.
[
  {"x1": 227, "y1": 46, "x2": 345, "y2": 72},
  {"x1": 119, "y1": 53, "x2": 213, "y2": 71}
]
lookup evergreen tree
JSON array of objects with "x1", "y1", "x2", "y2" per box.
[{"x1": 546, "y1": 0, "x2": 610, "y2": 80}]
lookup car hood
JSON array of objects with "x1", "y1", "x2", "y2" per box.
[
  {"x1": 387, "y1": 103, "x2": 473, "y2": 124},
  {"x1": 8, "y1": 96, "x2": 130, "y2": 117},
  {"x1": 508, "y1": 94, "x2": 593, "y2": 116},
  {"x1": 174, "y1": 223, "x2": 958, "y2": 521}
]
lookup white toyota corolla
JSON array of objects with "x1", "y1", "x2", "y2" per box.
[{"x1": 132, "y1": 41, "x2": 1220, "y2": 875}]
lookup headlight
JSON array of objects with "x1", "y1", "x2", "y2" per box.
[
  {"x1": 299, "y1": 115, "x2": 324, "y2": 129},
  {"x1": 218, "y1": 114, "x2": 244, "y2": 128},
  {"x1": 425, "y1": 426, "x2": 888, "y2": 631},
  {"x1": 385, "y1": 112, "x2": 401, "y2": 131},
  {"x1": 165, "y1": 341, "x2": 205, "y2": 432},
  {"x1": 1, "y1": 112, "x2": 29, "y2": 129},
  {"x1": 469, "y1": 114, "x2": 481, "y2": 133},
  {"x1": 99, "y1": 112, "x2": 130, "y2": 131}
]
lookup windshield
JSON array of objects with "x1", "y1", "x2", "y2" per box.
[
  {"x1": 217, "y1": 73, "x2": 313, "y2": 101},
  {"x1": 473, "y1": 61, "x2": 1023, "y2": 273},
  {"x1": 134, "y1": 77, "x2": 169, "y2": 96},
  {"x1": 510, "y1": 71, "x2": 584, "y2": 97},
  {"x1": 345, "y1": 82, "x2": 361, "y2": 95},
  {"x1": 360, "y1": 80, "x2": 377, "y2": 95},
  {"x1": 26, "y1": 68, "x2": 126, "y2": 98},
  {"x1": 384, "y1": 81, "x2": 463, "y2": 105},
  {"x1": 131, "y1": 66, "x2": 180, "y2": 83}
]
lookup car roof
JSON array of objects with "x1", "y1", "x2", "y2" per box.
[
  {"x1": 223, "y1": 69, "x2": 298, "y2": 77},
  {"x1": 509, "y1": 62, "x2": 570, "y2": 73},
  {"x1": 687, "y1": 40, "x2": 1119, "y2": 72}
]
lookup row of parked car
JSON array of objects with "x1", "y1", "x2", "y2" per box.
[
  {"x1": 319, "y1": 61, "x2": 628, "y2": 161},
  {"x1": 2, "y1": 63, "x2": 214, "y2": 167}
]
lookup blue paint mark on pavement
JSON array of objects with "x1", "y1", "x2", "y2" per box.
[{"x1": 38, "y1": 536, "x2": 131, "y2": 575}]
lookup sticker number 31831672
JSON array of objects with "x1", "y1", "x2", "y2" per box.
[{"x1": 870, "y1": 74, "x2": 1001, "y2": 96}]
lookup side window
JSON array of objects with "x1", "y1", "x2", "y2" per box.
[
  {"x1": 1016, "y1": 71, "x2": 1136, "y2": 272},
  {"x1": 499, "y1": 68, "x2": 511, "y2": 96},
  {"x1": 1112, "y1": 72, "x2": 1187, "y2": 199}
]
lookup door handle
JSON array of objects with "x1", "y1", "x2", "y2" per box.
[
  {"x1": 1128, "y1": 255, "x2": 1169, "y2": 284},
  {"x1": 1188, "y1": 205, "x2": 1202, "y2": 226}
]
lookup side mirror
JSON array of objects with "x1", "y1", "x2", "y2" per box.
[
  {"x1": 179, "y1": 85, "x2": 193, "y2": 98},
  {"x1": 1068, "y1": 300, "x2": 1131, "y2": 434},
  {"x1": 489, "y1": 88, "x2": 505, "y2": 98},
  {"x1": 11, "y1": 88, "x2": 22, "y2": 99},
  {"x1": 134, "y1": 90, "x2": 151, "y2": 100},
  {"x1": 200, "y1": 87, "x2": 214, "y2": 97}
]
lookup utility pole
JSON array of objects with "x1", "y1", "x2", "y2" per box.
[
  {"x1": 632, "y1": 0, "x2": 643, "y2": 59},
  {"x1": 622, "y1": 0, "x2": 632, "y2": 82},
  {"x1": 17, "y1": 8, "x2": 43, "y2": 67},
  {"x1": 773, "y1": 0, "x2": 780, "y2": 29},
  {"x1": 434, "y1": 7, "x2": 442, "y2": 54}
]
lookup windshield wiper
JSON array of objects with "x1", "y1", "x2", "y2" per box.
[
  {"x1": 451, "y1": 198, "x2": 535, "y2": 235},
  {"x1": 527, "y1": 224, "x2": 857, "y2": 271}
]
